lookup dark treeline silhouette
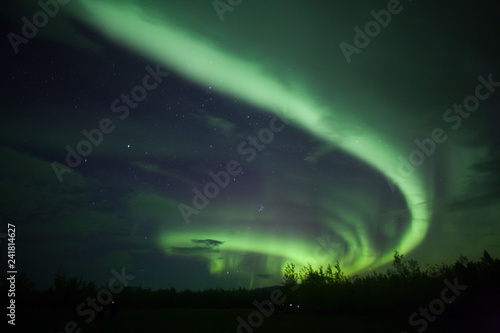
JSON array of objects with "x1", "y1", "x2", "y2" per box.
[
  {"x1": 281, "y1": 250, "x2": 500, "y2": 317},
  {"x1": 7, "y1": 250, "x2": 500, "y2": 321}
]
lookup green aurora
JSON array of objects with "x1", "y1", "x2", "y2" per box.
[
  {"x1": 70, "y1": 0, "x2": 432, "y2": 277},
  {"x1": 2, "y1": 0, "x2": 499, "y2": 290}
]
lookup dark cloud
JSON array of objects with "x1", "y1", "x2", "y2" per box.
[{"x1": 191, "y1": 239, "x2": 224, "y2": 247}]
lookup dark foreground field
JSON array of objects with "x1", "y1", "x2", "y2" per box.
[{"x1": 23, "y1": 306, "x2": 498, "y2": 333}]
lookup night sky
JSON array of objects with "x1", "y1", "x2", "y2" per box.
[{"x1": 1, "y1": 0, "x2": 500, "y2": 291}]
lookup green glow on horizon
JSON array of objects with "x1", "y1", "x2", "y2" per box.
[{"x1": 73, "y1": 0, "x2": 432, "y2": 281}]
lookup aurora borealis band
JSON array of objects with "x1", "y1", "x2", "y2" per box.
[
  {"x1": 1, "y1": 1, "x2": 500, "y2": 290},
  {"x1": 71, "y1": 0, "x2": 431, "y2": 272}
]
